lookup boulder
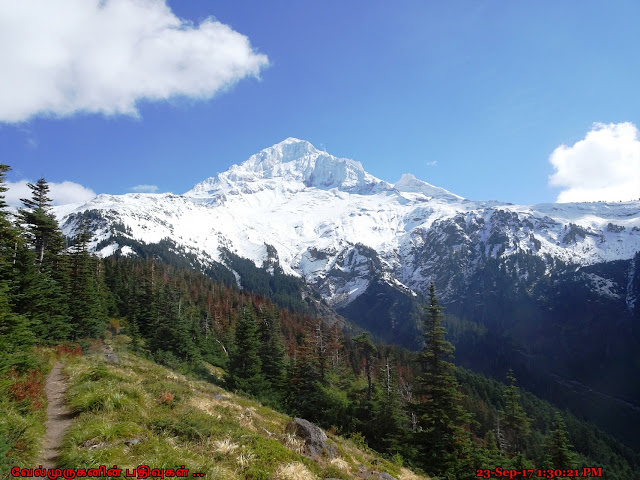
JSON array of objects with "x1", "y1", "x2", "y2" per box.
[
  {"x1": 285, "y1": 417, "x2": 336, "y2": 459},
  {"x1": 377, "y1": 474, "x2": 397, "y2": 480}
]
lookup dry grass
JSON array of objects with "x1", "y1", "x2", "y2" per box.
[
  {"x1": 281, "y1": 432, "x2": 305, "y2": 454},
  {"x1": 236, "y1": 450, "x2": 256, "y2": 468},
  {"x1": 399, "y1": 468, "x2": 429, "y2": 480},
  {"x1": 329, "y1": 457, "x2": 350, "y2": 471},
  {"x1": 272, "y1": 462, "x2": 317, "y2": 480},
  {"x1": 212, "y1": 437, "x2": 239, "y2": 454}
]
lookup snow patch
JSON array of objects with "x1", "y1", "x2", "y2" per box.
[{"x1": 583, "y1": 273, "x2": 621, "y2": 299}]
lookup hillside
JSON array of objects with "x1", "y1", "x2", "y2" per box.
[{"x1": 52, "y1": 342, "x2": 425, "y2": 480}]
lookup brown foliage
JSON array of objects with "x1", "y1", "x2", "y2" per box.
[
  {"x1": 55, "y1": 343, "x2": 83, "y2": 357},
  {"x1": 160, "y1": 391, "x2": 175, "y2": 404},
  {"x1": 7, "y1": 367, "x2": 46, "y2": 410}
]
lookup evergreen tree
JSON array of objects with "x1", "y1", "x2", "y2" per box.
[
  {"x1": 285, "y1": 342, "x2": 322, "y2": 421},
  {"x1": 0, "y1": 165, "x2": 17, "y2": 271},
  {"x1": 68, "y1": 223, "x2": 106, "y2": 338},
  {"x1": 15, "y1": 177, "x2": 70, "y2": 340},
  {"x1": 0, "y1": 164, "x2": 35, "y2": 372},
  {"x1": 19, "y1": 178, "x2": 65, "y2": 267},
  {"x1": 545, "y1": 413, "x2": 575, "y2": 470},
  {"x1": 414, "y1": 283, "x2": 473, "y2": 478},
  {"x1": 371, "y1": 355, "x2": 407, "y2": 453},
  {"x1": 258, "y1": 306, "x2": 287, "y2": 399},
  {"x1": 0, "y1": 164, "x2": 17, "y2": 294},
  {"x1": 354, "y1": 332, "x2": 377, "y2": 401},
  {"x1": 313, "y1": 320, "x2": 329, "y2": 380},
  {"x1": 226, "y1": 305, "x2": 265, "y2": 397},
  {"x1": 502, "y1": 369, "x2": 531, "y2": 456}
]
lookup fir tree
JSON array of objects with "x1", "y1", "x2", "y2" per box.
[
  {"x1": 414, "y1": 283, "x2": 473, "y2": 479},
  {"x1": 258, "y1": 306, "x2": 287, "y2": 399},
  {"x1": 0, "y1": 164, "x2": 17, "y2": 294},
  {"x1": 15, "y1": 177, "x2": 70, "y2": 340},
  {"x1": 0, "y1": 164, "x2": 35, "y2": 371},
  {"x1": 371, "y1": 355, "x2": 407, "y2": 453},
  {"x1": 68, "y1": 223, "x2": 106, "y2": 338},
  {"x1": 285, "y1": 342, "x2": 322, "y2": 421},
  {"x1": 226, "y1": 305, "x2": 265, "y2": 397},
  {"x1": 19, "y1": 178, "x2": 64, "y2": 267},
  {"x1": 502, "y1": 369, "x2": 531, "y2": 456},
  {"x1": 354, "y1": 332, "x2": 377, "y2": 401},
  {"x1": 545, "y1": 413, "x2": 575, "y2": 470}
]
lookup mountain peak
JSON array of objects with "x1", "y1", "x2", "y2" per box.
[{"x1": 187, "y1": 138, "x2": 389, "y2": 197}]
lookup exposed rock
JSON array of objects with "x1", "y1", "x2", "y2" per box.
[
  {"x1": 285, "y1": 417, "x2": 336, "y2": 459},
  {"x1": 356, "y1": 465, "x2": 398, "y2": 480},
  {"x1": 377, "y1": 473, "x2": 398, "y2": 480},
  {"x1": 102, "y1": 344, "x2": 119, "y2": 364},
  {"x1": 104, "y1": 352, "x2": 119, "y2": 364}
]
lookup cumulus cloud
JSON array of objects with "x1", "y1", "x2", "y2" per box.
[
  {"x1": 130, "y1": 184, "x2": 159, "y2": 193},
  {"x1": 5, "y1": 180, "x2": 96, "y2": 206},
  {"x1": 426, "y1": 160, "x2": 438, "y2": 167},
  {"x1": 549, "y1": 122, "x2": 640, "y2": 202},
  {"x1": 0, "y1": 0, "x2": 269, "y2": 123}
]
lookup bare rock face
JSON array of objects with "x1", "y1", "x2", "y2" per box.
[{"x1": 285, "y1": 417, "x2": 336, "y2": 459}]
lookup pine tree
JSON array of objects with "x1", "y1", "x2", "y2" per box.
[
  {"x1": 226, "y1": 305, "x2": 265, "y2": 397},
  {"x1": 414, "y1": 283, "x2": 473, "y2": 478},
  {"x1": 545, "y1": 413, "x2": 575, "y2": 470},
  {"x1": 502, "y1": 369, "x2": 531, "y2": 456}
]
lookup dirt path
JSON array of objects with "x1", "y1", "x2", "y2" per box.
[{"x1": 35, "y1": 363, "x2": 73, "y2": 475}]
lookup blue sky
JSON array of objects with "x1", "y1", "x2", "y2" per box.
[{"x1": 1, "y1": 0, "x2": 639, "y2": 205}]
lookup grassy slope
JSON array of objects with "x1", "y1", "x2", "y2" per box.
[{"x1": 57, "y1": 338, "x2": 428, "y2": 480}]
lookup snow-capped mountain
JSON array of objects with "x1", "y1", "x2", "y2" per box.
[
  {"x1": 57, "y1": 137, "x2": 640, "y2": 312},
  {"x1": 54, "y1": 137, "x2": 640, "y2": 447}
]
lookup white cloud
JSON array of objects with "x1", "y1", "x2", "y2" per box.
[
  {"x1": 130, "y1": 184, "x2": 159, "y2": 193},
  {"x1": 549, "y1": 122, "x2": 640, "y2": 202},
  {"x1": 5, "y1": 180, "x2": 96, "y2": 206},
  {"x1": 0, "y1": 0, "x2": 269, "y2": 123},
  {"x1": 426, "y1": 160, "x2": 437, "y2": 167}
]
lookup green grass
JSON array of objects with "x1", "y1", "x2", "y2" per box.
[{"x1": 54, "y1": 339, "x2": 428, "y2": 480}]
